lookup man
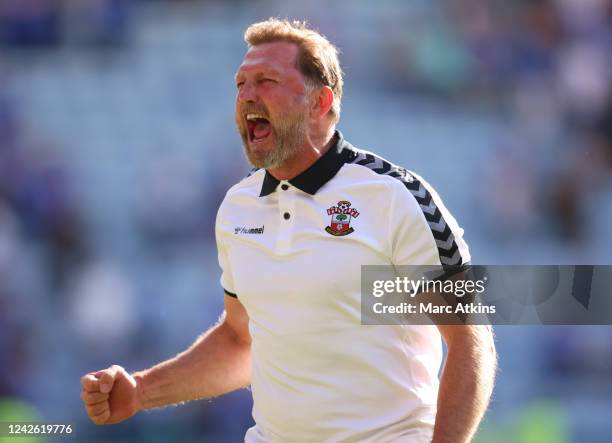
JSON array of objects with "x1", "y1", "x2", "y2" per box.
[{"x1": 80, "y1": 19, "x2": 497, "y2": 443}]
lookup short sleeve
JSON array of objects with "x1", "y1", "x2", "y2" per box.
[
  {"x1": 390, "y1": 171, "x2": 470, "y2": 275},
  {"x1": 215, "y1": 206, "x2": 237, "y2": 298}
]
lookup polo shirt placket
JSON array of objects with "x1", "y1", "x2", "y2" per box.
[{"x1": 275, "y1": 180, "x2": 296, "y2": 255}]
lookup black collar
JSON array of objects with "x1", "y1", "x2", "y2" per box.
[{"x1": 259, "y1": 130, "x2": 349, "y2": 197}]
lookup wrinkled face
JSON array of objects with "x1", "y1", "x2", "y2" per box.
[{"x1": 234, "y1": 41, "x2": 312, "y2": 169}]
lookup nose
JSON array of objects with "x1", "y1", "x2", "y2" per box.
[{"x1": 237, "y1": 81, "x2": 257, "y2": 104}]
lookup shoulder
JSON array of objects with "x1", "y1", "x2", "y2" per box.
[
  {"x1": 220, "y1": 168, "x2": 264, "y2": 204},
  {"x1": 342, "y1": 143, "x2": 469, "y2": 268},
  {"x1": 216, "y1": 168, "x2": 265, "y2": 222},
  {"x1": 226, "y1": 167, "x2": 264, "y2": 197},
  {"x1": 341, "y1": 144, "x2": 429, "y2": 202}
]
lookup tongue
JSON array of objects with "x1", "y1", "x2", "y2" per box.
[{"x1": 253, "y1": 120, "x2": 271, "y2": 140}]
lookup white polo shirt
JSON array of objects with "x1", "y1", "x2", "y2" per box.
[{"x1": 215, "y1": 131, "x2": 470, "y2": 443}]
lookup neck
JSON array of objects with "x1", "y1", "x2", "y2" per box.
[{"x1": 267, "y1": 127, "x2": 336, "y2": 180}]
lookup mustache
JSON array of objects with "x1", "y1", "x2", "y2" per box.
[{"x1": 238, "y1": 105, "x2": 270, "y2": 119}]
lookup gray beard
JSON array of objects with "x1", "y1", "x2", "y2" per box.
[{"x1": 239, "y1": 112, "x2": 309, "y2": 170}]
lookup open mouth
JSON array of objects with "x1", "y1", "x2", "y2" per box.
[{"x1": 245, "y1": 113, "x2": 272, "y2": 143}]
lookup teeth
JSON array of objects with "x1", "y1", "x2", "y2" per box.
[{"x1": 246, "y1": 113, "x2": 267, "y2": 121}]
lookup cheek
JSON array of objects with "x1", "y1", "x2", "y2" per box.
[{"x1": 234, "y1": 107, "x2": 244, "y2": 126}]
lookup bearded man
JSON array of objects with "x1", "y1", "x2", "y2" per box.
[{"x1": 80, "y1": 19, "x2": 496, "y2": 443}]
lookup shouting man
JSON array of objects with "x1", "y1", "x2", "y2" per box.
[{"x1": 81, "y1": 19, "x2": 496, "y2": 443}]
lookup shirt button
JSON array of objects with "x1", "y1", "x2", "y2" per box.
[
  {"x1": 283, "y1": 212, "x2": 291, "y2": 220},
  {"x1": 281, "y1": 184, "x2": 289, "y2": 191}
]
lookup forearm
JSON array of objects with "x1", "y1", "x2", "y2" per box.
[
  {"x1": 133, "y1": 318, "x2": 251, "y2": 410},
  {"x1": 432, "y1": 326, "x2": 497, "y2": 443}
]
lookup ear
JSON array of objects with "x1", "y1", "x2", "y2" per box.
[{"x1": 311, "y1": 86, "x2": 334, "y2": 118}]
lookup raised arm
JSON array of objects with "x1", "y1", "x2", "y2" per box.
[{"x1": 80, "y1": 294, "x2": 252, "y2": 425}]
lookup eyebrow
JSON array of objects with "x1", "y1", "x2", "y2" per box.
[{"x1": 235, "y1": 67, "x2": 282, "y2": 83}]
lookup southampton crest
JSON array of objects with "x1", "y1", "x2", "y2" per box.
[{"x1": 325, "y1": 200, "x2": 360, "y2": 236}]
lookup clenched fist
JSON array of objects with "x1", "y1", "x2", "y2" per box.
[{"x1": 80, "y1": 365, "x2": 143, "y2": 425}]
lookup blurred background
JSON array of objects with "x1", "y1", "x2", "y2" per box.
[{"x1": 0, "y1": 0, "x2": 611, "y2": 442}]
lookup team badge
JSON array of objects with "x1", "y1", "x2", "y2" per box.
[{"x1": 325, "y1": 201, "x2": 360, "y2": 236}]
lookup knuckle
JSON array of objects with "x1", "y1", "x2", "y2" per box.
[
  {"x1": 87, "y1": 392, "x2": 108, "y2": 403},
  {"x1": 97, "y1": 411, "x2": 110, "y2": 423},
  {"x1": 88, "y1": 405, "x2": 106, "y2": 418},
  {"x1": 93, "y1": 403, "x2": 108, "y2": 415},
  {"x1": 99, "y1": 375, "x2": 112, "y2": 386},
  {"x1": 82, "y1": 375, "x2": 97, "y2": 389},
  {"x1": 85, "y1": 397, "x2": 101, "y2": 406}
]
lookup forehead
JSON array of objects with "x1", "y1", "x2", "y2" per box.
[{"x1": 236, "y1": 41, "x2": 301, "y2": 77}]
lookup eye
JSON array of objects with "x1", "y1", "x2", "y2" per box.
[
  {"x1": 261, "y1": 78, "x2": 277, "y2": 84},
  {"x1": 236, "y1": 81, "x2": 244, "y2": 89}
]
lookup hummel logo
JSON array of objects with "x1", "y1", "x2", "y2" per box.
[{"x1": 234, "y1": 225, "x2": 265, "y2": 234}]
